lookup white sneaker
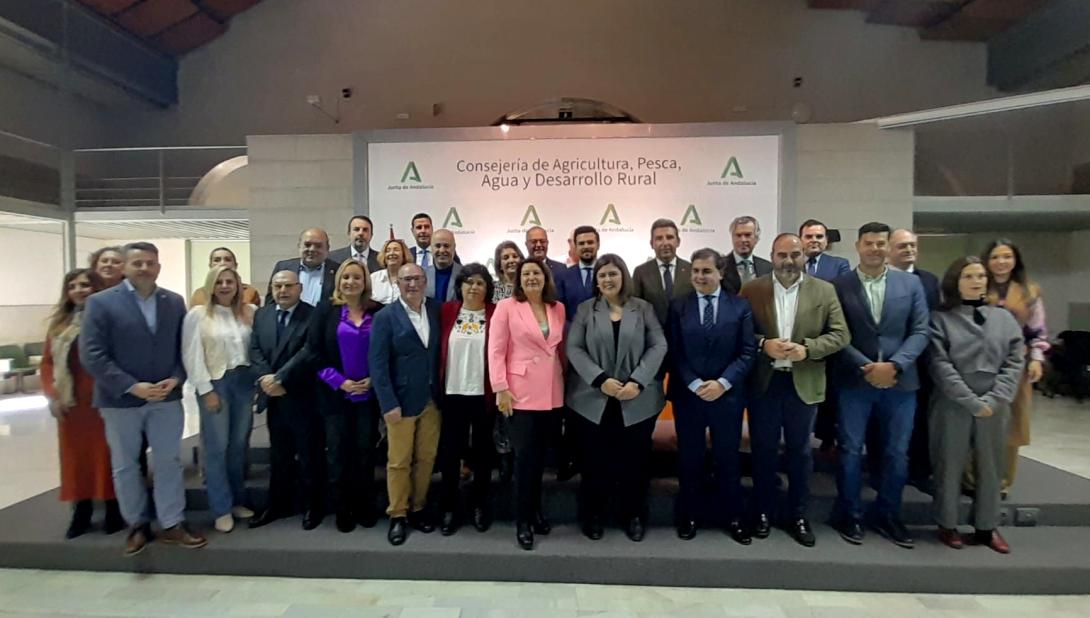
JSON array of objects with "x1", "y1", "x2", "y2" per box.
[
  {"x1": 231, "y1": 506, "x2": 255, "y2": 519},
  {"x1": 214, "y1": 514, "x2": 235, "y2": 533}
]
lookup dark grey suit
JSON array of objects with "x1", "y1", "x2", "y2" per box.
[
  {"x1": 631, "y1": 258, "x2": 693, "y2": 326},
  {"x1": 722, "y1": 253, "x2": 772, "y2": 295},
  {"x1": 329, "y1": 246, "x2": 382, "y2": 274},
  {"x1": 266, "y1": 258, "x2": 339, "y2": 306}
]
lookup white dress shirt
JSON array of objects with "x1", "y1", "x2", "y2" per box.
[
  {"x1": 182, "y1": 304, "x2": 254, "y2": 395},
  {"x1": 298, "y1": 262, "x2": 324, "y2": 306},
  {"x1": 400, "y1": 298, "x2": 430, "y2": 347},
  {"x1": 371, "y1": 269, "x2": 401, "y2": 304},
  {"x1": 773, "y1": 274, "x2": 803, "y2": 369}
]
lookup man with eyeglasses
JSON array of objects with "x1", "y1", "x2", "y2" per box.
[
  {"x1": 370, "y1": 263, "x2": 442, "y2": 546},
  {"x1": 524, "y1": 226, "x2": 566, "y2": 278},
  {"x1": 249, "y1": 270, "x2": 323, "y2": 530}
]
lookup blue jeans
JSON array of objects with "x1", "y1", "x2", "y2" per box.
[
  {"x1": 100, "y1": 400, "x2": 186, "y2": 528},
  {"x1": 198, "y1": 367, "x2": 255, "y2": 517},
  {"x1": 835, "y1": 385, "x2": 915, "y2": 522}
]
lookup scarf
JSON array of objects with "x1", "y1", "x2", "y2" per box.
[
  {"x1": 49, "y1": 311, "x2": 82, "y2": 408},
  {"x1": 962, "y1": 298, "x2": 986, "y2": 326}
]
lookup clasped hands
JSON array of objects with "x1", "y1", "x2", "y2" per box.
[
  {"x1": 861, "y1": 362, "x2": 898, "y2": 389},
  {"x1": 762, "y1": 338, "x2": 806, "y2": 362},
  {"x1": 600, "y1": 378, "x2": 640, "y2": 401},
  {"x1": 131, "y1": 379, "x2": 179, "y2": 403}
]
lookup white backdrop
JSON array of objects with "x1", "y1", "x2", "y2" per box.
[{"x1": 367, "y1": 135, "x2": 780, "y2": 272}]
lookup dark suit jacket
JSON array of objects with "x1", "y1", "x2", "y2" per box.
[
  {"x1": 306, "y1": 299, "x2": 384, "y2": 415},
  {"x1": 545, "y1": 258, "x2": 567, "y2": 278},
  {"x1": 911, "y1": 267, "x2": 941, "y2": 311},
  {"x1": 369, "y1": 298, "x2": 442, "y2": 417},
  {"x1": 80, "y1": 284, "x2": 187, "y2": 409},
  {"x1": 328, "y1": 246, "x2": 382, "y2": 274},
  {"x1": 808, "y1": 253, "x2": 852, "y2": 282},
  {"x1": 832, "y1": 268, "x2": 931, "y2": 391},
  {"x1": 249, "y1": 301, "x2": 315, "y2": 411},
  {"x1": 665, "y1": 290, "x2": 757, "y2": 403},
  {"x1": 722, "y1": 254, "x2": 773, "y2": 295},
  {"x1": 266, "y1": 258, "x2": 339, "y2": 306},
  {"x1": 631, "y1": 258, "x2": 694, "y2": 326},
  {"x1": 439, "y1": 300, "x2": 496, "y2": 404},
  {"x1": 556, "y1": 263, "x2": 596, "y2": 325}
]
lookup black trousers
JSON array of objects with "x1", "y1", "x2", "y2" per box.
[
  {"x1": 324, "y1": 398, "x2": 378, "y2": 516},
  {"x1": 749, "y1": 372, "x2": 817, "y2": 520},
  {"x1": 438, "y1": 394, "x2": 494, "y2": 511},
  {"x1": 575, "y1": 401, "x2": 657, "y2": 522},
  {"x1": 674, "y1": 391, "x2": 746, "y2": 523},
  {"x1": 266, "y1": 395, "x2": 322, "y2": 513},
  {"x1": 509, "y1": 409, "x2": 558, "y2": 523}
]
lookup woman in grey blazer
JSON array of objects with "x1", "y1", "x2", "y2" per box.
[
  {"x1": 929, "y1": 256, "x2": 1024, "y2": 554},
  {"x1": 565, "y1": 254, "x2": 668, "y2": 542}
]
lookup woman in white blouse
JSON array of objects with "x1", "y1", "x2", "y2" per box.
[
  {"x1": 371, "y1": 239, "x2": 412, "y2": 305},
  {"x1": 182, "y1": 266, "x2": 257, "y2": 533}
]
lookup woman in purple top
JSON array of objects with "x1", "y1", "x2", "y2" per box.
[{"x1": 306, "y1": 259, "x2": 384, "y2": 533}]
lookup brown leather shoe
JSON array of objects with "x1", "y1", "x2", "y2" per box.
[
  {"x1": 984, "y1": 530, "x2": 1010, "y2": 554},
  {"x1": 159, "y1": 524, "x2": 208, "y2": 549},
  {"x1": 123, "y1": 524, "x2": 150, "y2": 557},
  {"x1": 937, "y1": 527, "x2": 963, "y2": 549}
]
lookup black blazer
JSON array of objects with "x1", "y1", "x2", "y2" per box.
[
  {"x1": 328, "y1": 246, "x2": 382, "y2": 274},
  {"x1": 912, "y1": 267, "x2": 941, "y2": 311},
  {"x1": 305, "y1": 300, "x2": 384, "y2": 415},
  {"x1": 721, "y1": 254, "x2": 772, "y2": 295},
  {"x1": 266, "y1": 258, "x2": 340, "y2": 306},
  {"x1": 249, "y1": 301, "x2": 315, "y2": 400}
]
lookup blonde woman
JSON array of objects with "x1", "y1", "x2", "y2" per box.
[
  {"x1": 182, "y1": 266, "x2": 257, "y2": 533},
  {"x1": 371, "y1": 239, "x2": 412, "y2": 305}
]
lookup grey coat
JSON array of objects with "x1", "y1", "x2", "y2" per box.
[
  {"x1": 565, "y1": 296, "x2": 667, "y2": 426},
  {"x1": 928, "y1": 305, "x2": 1025, "y2": 414}
]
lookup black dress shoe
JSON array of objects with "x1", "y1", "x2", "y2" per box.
[
  {"x1": 471, "y1": 506, "x2": 491, "y2": 532},
  {"x1": 248, "y1": 509, "x2": 283, "y2": 529},
  {"x1": 872, "y1": 514, "x2": 914, "y2": 549},
  {"x1": 103, "y1": 499, "x2": 125, "y2": 535},
  {"x1": 66, "y1": 500, "x2": 93, "y2": 540},
  {"x1": 356, "y1": 505, "x2": 378, "y2": 529},
  {"x1": 726, "y1": 518, "x2": 752, "y2": 545},
  {"x1": 582, "y1": 516, "x2": 604, "y2": 540},
  {"x1": 556, "y1": 460, "x2": 576, "y2": 482},
  {"x1": 440, "y1": 511, "x2": 459, "y2": 536},
  {"x1": 335, "y1": 510, "x2": 356, "y2": 533},
  {"x1": 408, "y1": 511, "x2": 435, "y2": 533},
  {"x1": 753, "y1": 513, "x2": 772, "y2": 539},
  {"x1": 517, "y1": 521, "x2": 534, "y2": 550},
  {"x1": 835, "y1": 519, "x2": 865, "y2": 545},
  {"x1": 388, "y1": 517, "x2": 407, "y2": 546},
  {"x1": 531, "y1": 512, "x2": 551, "y2": 535},
  {"x1": 677, "y1": 519, "x2": 697, "y2": 540},
  {"x1": 301, "y1": 510, "x2": 323, "y2": 531},
  {"x1": 625, "y1": 517, "x2": 645, "y2": 542},
  {"x1": 790, "y1": 518, "x2": 816, "y2": 547}
]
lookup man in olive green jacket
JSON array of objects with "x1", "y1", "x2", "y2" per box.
[{"x1": 739, "y1": 233, "x2": 850, "y2": 547}]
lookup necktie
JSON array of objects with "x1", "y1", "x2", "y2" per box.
[
  {"x1": 807, "y1": 257, "x2": 818, "y2": 275},
  {"x1": 702, "y1": 295, "x2": 715, "y2": 329},
  {"x1": 420, "y1": 249, "x2": 430, "y2": 269},
  {"x1": 276, "y1": 309, "x2": 288, "y2": 342},
  {"x1": 740, "y1": 259, "x2": 754, "y2": 284},
  {"x1": 582, "y1": 267, "x2": 593, "y2": 290},
  {"x1": 663, "y1": 263, "x2": 674, "y2": 298}
]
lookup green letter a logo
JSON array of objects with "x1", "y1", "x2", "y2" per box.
[
  {"x1": 600, "y1": 203, "x2": 621, "y2": 226},
  {"x1": 401, "y1": 161, "x2": 422, "y2": 183},
  {"x1": 521, "y1": 205, "x2": 542, "y2": 227},
  {"x1": 681, "y1": 204, "x2": 702, "y2": 226},
  {"x1": 720, "y1": 156, "x2": 743, "y2": 179},
  {"x1": 442, "y1": 207, "x2": 463, "y2": 228}
]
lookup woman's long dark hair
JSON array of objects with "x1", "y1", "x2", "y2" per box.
[
  {"x1": 980, "y1": 238, "x2": 1028, "y2": 286},
  {"x1": 512, "y1": 257, "x2": 558, "y2": 304},
  {"x1": 938, "y1": 256, "x2": 985, "y2": 311},
  {"x1": 47, "y1": 268, "x2": 104, "y2": 337}
]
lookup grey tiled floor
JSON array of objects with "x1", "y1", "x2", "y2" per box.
[{"x1": 0, "y1": 392, "x2": 1087, "y2": 616}]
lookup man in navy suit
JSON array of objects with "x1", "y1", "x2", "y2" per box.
[
  {"x1": 800, "y1": 219, "x2": 851, "y2": 282},
  {"x1": 887, "y1": 228, "x2": 941, "y2": 487},
  {"x1": 369, "y1": 263, "x2": 442, "y2": 546},
  {"x1": 80, "y1": 242, "x2": 207, "y2": 555},
  {"x1": 524, "y1": 226, "x2": 567, "y2": 277},
  {"x1": 800, "y1": 219, "x2": 852, "y2": 452},
  {"x1": 667, "y1": 248, "x2": 757, "y2": 544},
  {"x1": 831, "y1": 222, "x2": 929, "y2": 549},
  {"x1": 555, "y1": 225, "x2": 601, "y2": 324}
]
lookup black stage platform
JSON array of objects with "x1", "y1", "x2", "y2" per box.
[{"x1": 2, "y1": 424, "x2": 1089, "y2": 594}]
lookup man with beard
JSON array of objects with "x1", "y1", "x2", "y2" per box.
[{"x1": 329, "y1": 215, "x2": 381, "y2": 273}]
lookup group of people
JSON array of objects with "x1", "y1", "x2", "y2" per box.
[{"x1": 40, "y1": 210, "x2": 1047, "y2": 556}]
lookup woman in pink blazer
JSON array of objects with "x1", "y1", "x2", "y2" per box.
[{"x1": 489, "y1": 257, "x2": 566, "y2": 550}]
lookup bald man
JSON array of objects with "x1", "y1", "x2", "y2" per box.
[
  {"x1": 267, "y1": 227, "x2": 340, "y2": 306},
  {"x1": 425, "y1": 229, "x2": 463, "y2": 301}
]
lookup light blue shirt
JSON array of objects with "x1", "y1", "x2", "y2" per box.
[
  {"x1": 299, "y1": 262, "x2": 324, "y2": 306},
  {"x1": 123, "y1": 279, "x2": 158, "y2": 334},
  {"x1": 688, "y1": 291, "x2": 732, "y2": 394}
]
